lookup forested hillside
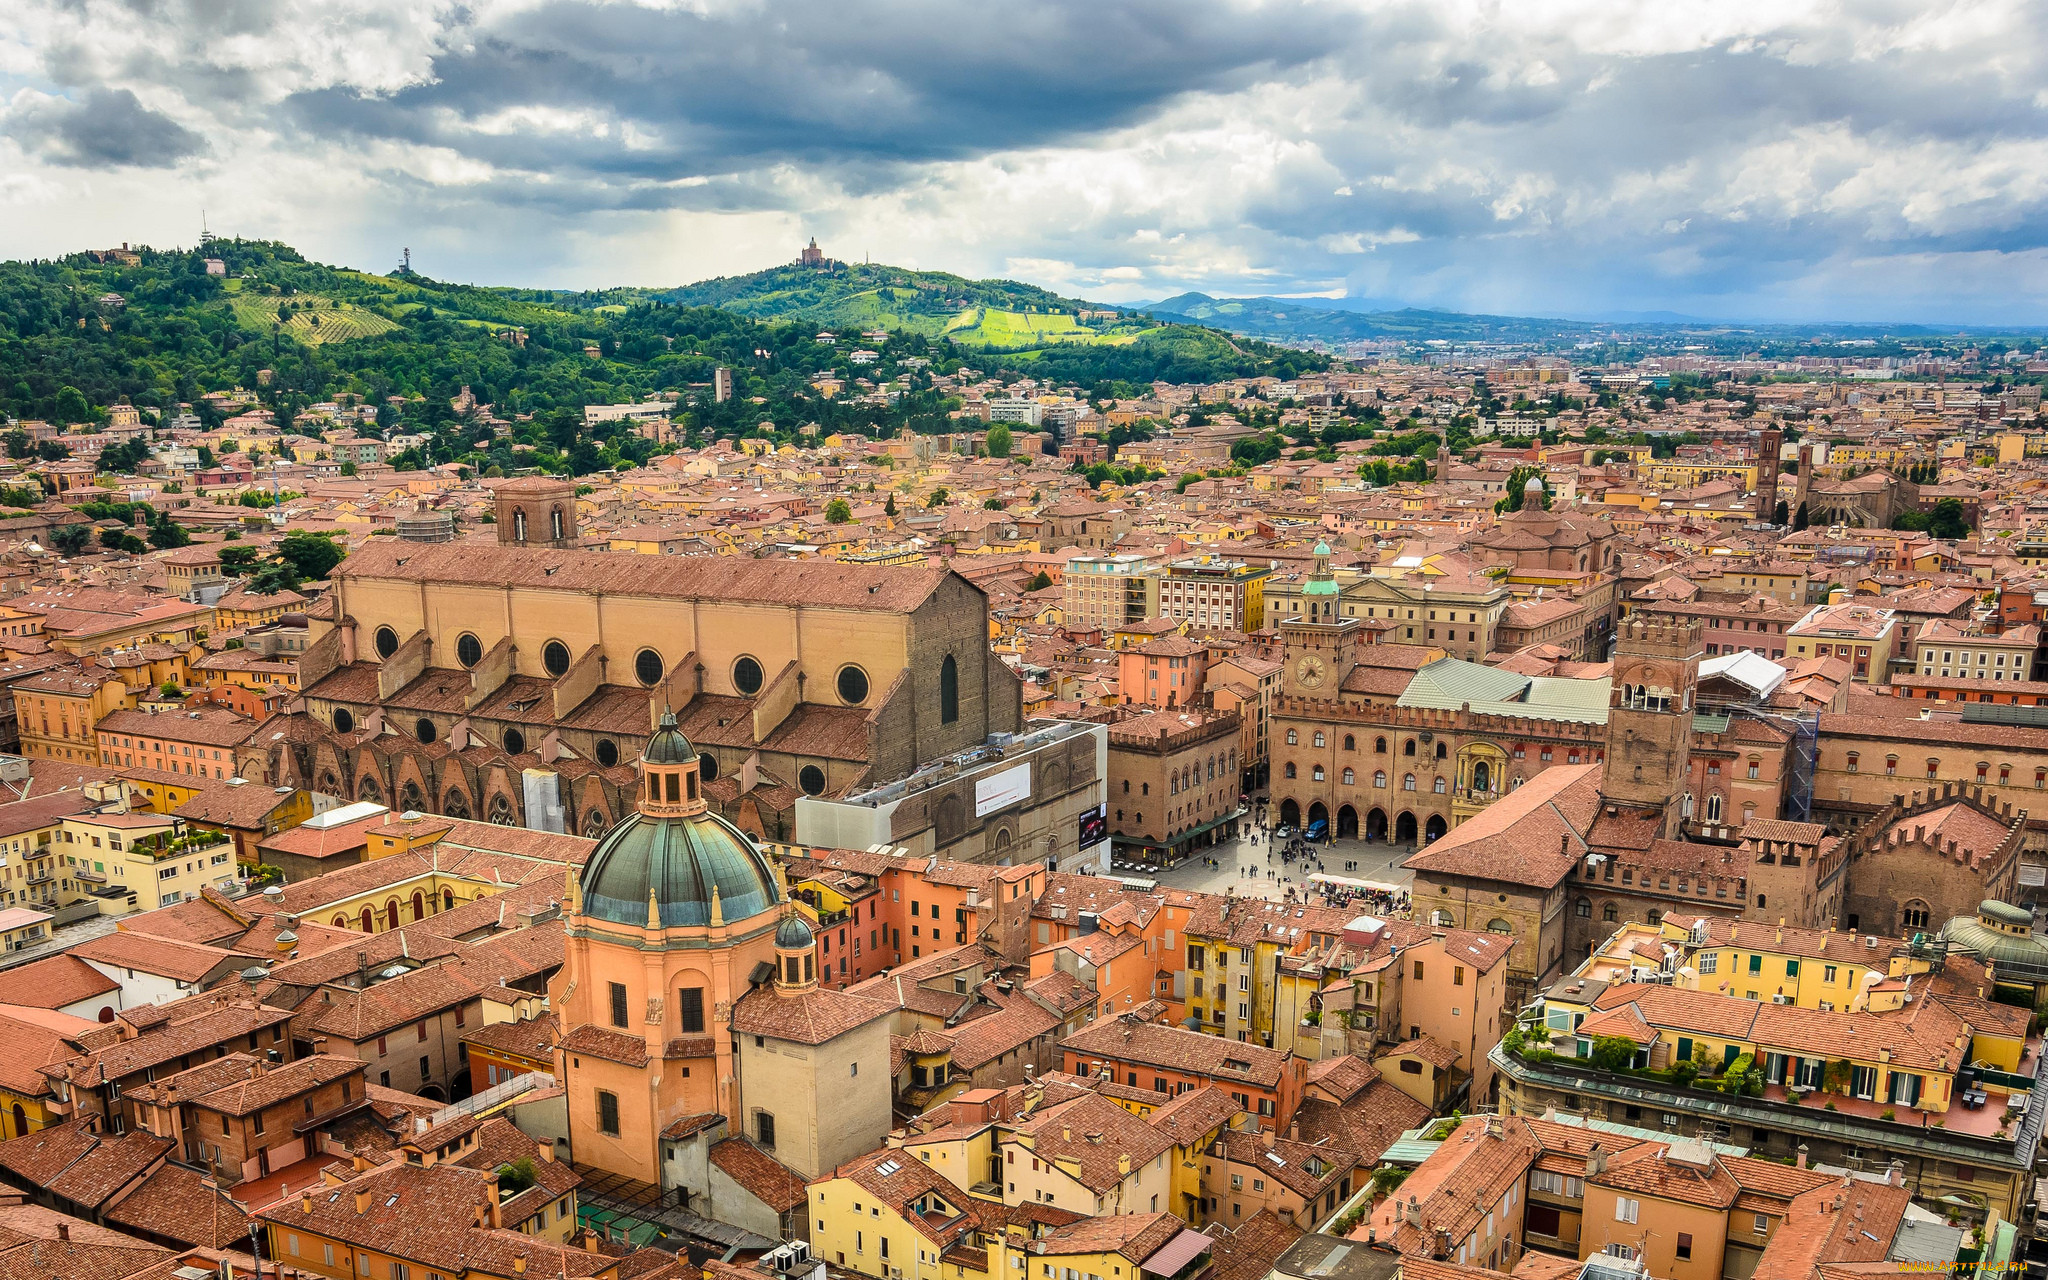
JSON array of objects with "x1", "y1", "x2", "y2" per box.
[{"x1": 0, "y1": 241, "x2": 1323, "y2": 475}]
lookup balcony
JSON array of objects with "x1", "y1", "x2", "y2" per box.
[
  {"x1": 1493, "y1": 1036, "x2": 2048, "y2": 1176},
  {"x1": 1451, "y1": 787, "x2": 1502, "y2": 819}
]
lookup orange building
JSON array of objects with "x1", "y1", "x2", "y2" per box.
[
  {"x1": 552, "y1": 715, "x2": 894, "y2": 1189},
  {"x1": 1058, "y1": 1015, "x2": 1307, "y2": 1128}
]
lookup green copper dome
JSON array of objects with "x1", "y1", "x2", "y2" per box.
[
  {"x1": 775, "y1": 912, "x2": 816, "y2": 949},
  {"x1": 644, "y1": 711, "x2": 696, "y2": 765},
  {"x1": 579, "y1": 808, "x2": 781, "y2": 929}
]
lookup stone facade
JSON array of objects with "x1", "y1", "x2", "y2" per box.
[{"x1": 252, "y1": 544, "x2": 1021, "y2": 843}]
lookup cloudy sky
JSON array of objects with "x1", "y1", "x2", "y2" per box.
[{"x1": 4, "y1": 0, "x2": 2048, "y2": 322}]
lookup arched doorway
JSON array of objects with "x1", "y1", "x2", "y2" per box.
[
  {"x1": 410, "y1": 890, "x2": 425, "y2": 921},
  {"x1": 383, "y1": 900, "x2": 400, "y2": 930},
  {"x1": 443, "y1": 889, "x2": 455, "y2": 912},
  {"x1": 1337, "y1": 805, "x2": 1359, "y2": 839},
  {"x1": 1307, "y1": 802, "x2": 1328, "y2": 833},
  {"x1": 1395, "y1": 811, "x2": 1418, "y2": 844},
  {"x1": 1279, "y1": 798, "x2": 1301, "y2": 827},
  {"x1": 1367, "y1": 808, "x2": 1389, "y2": 841},
  {"x1": 1425, "y1": 814, "x2": 1448, "y2": 841},
  {"x1": 8, "y1": 1105, "x2": 22, "y2": 1139},
  {"x1": 358, "y1": 907, "x2": 374, "y2": 933}
]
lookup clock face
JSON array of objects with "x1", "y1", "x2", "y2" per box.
[{"x1": 1296, "y1": 655, "x2": 1327, "y2": 688}]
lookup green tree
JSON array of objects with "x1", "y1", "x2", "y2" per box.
[
  {"x1": 1929, "y1": 498, "x2": 1969, "y2": 541},
  {"x1": 1772, "y1": 499, "x2": 1788, "y2": 525},
  {"x1": 277, "y1": 530, "x2": 344, "y2": 580},
  {"x1": 1792, "y1": 502, "x2": 1810, "y2": 532},
  {"x1": 824, "y1": 498, "x2": 852, "y2": 524},
  {"x1": 1025, "y1": 571, "x2": 1053, "y2": 591},
  {"x1": 983, "y1": 497, "x2": 1003, "y2": 510},
  {"x1": 985, "y1": 423, "x2": 1012, "y2": 457},
  {"x1": 218, "y1": 544, "x2": 262, "y2": 575},
  {"x1": 884, "y1": 492, "x2": 898, "y2": 517},
  {"x1": 146, "y1": 519, "x2": 191, "y2": 550},
  {"x1": 926, "y1": 487, "x2": 950, "y2": 508},
  {"x1": 53, "y1": 386, "x2": 90, "y2": 423},
  {"x1": 1587, "y1": 1036, "x2": 1640, "y2": 1073},
  {"x1": 47, "y1": 523, "x2": 91, "y2": 555},
  {"x1": 247, "y1": 561, "x2": 303, "y2": 595}
]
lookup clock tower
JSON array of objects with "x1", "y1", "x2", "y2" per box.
[{"x1": 1281, "y1": 541, "x2": 1361, "y2": 698}]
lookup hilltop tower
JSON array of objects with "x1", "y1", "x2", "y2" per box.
[{"x1": 1605, "y1": 614, "x2": 1702, "y2": 838}]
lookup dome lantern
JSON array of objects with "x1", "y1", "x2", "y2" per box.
[
  {"x1": 639, "y1": 711, "x2": 706, "y2": 818},
  {"x1": 773, "y1": 909, "x2": 818, "y2": 993},
  {"x1": 573, "y1": 710, "x2": 782, "y2": 931}
]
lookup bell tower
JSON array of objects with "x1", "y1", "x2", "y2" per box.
[
  {"x1": 494, "y1": 475, "x2": 579, "y2": 548},
  {"x1": 1605, "y1": 614, "x2": 1702, "y2": 836}
]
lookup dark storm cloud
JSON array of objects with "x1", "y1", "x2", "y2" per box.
[
  {"x1": 278, "y1": 0, "x2": 1342, "y2": 183},
  {"x1": 4, "y1": 87, "x2": 204, "y2": 167},
  {"x1": 13, "y1": 0, "x2": 2048, "y2": 317}
]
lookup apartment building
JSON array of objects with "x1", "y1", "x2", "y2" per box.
[
  {"x1": 1498, "y1": 954, "x2": 2043, "y2": 1221},
  {"x1": 126, "y1": 1052, "x2": 366, "y2": 1185},
  {"x1": 97, "y1": 706, "x2": 263, "y2": 780},
  {"x1": 1156, "y1": 555, "x2": 1270, "y2": 631},
  {"x1": 1784, "y1": 602, "x2": 1896, "y2": 682},
  {"x1": 1063, "y1": 553, "x2": 1160, "y2": 630},
  {"x1": 1911, "y1": 620, "x2": 2038, "y2": 683}
]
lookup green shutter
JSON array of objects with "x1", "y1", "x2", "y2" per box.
[{"x1": 1677, "y1": 1037, "x2": 1694, "y2": 1062}]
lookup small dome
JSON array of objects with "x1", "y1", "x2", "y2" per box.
[
  {"x1": 1524, "y1": 475, "x2": 1545, "y2": 494},
  {"x1": 1313, "y1": 540, "x2": 1331, "y2": 555},
  {"x1": 645, "y1": 711, "x2": 696, "y2": 765},
  {"x1": 776, "y1": 912, "x2": 816, "y2": 949}
]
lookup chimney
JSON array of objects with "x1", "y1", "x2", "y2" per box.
[
  {"x1": 1405, "y1": 1195, "x2": 1421, "y2": 1226},
  {"x1": 1796, "y1": 1143, "x2": 1809, "y2": 1170},
  {"x1": 1262, "y1": 1127, "x2": 1276, "y2": 1150},
  {"x1": 356, "y1": 951, "x2": 369, "y2": 989},
  {"x1": 354, "y1": 1189, "x2": 372, "y2": 1215},
  {"x1": 513, "y1": 1258, "x2": 527, "y2": 1275},
  {"x1": 1887, "y1": 1160, "x2": 1903, "y2": 1187},
  {"x1": 1117, "y1": 1153, "x2": 1131, "y2": 1177},
  {"x1": 302, "y1": 1193, "x2": 313, "y2": 1214},
  {"x1": 56, "y1": 1223, "x2": 68, "y2": 1242}
]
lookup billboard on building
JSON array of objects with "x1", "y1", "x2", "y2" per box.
[{"x1": 974, "y1": 763, "x2": 1032, "y2": 816}]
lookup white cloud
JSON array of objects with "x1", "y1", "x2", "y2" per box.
[{"x1": 0, "y1": 0, "x2": 2045, "y2": 318}]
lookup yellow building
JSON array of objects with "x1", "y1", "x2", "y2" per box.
[
  {"x1": 1641, "y1": 459, "x2": 1760, "y2": 490},
  {"x1": 64, "y1": 810, "x2": 241, "y2": 910},
  {"x1": 11, "y1": 666, "x2": 132, "y2": 764},
  {"x1": 0, "y1": 1006, "x2": 94, "y2": 1139}
]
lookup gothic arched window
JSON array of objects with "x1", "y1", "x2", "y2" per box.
[{"x1": 940, "y1": 655, "x2": 959, "y2": 724}]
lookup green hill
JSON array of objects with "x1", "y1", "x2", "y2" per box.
[
  {"x1": 0, "y1": 239, "x2": 1322, "y2": 479},
  {"x1": 611, "y1": 260, "x2": 1322, "y2": 381}
]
